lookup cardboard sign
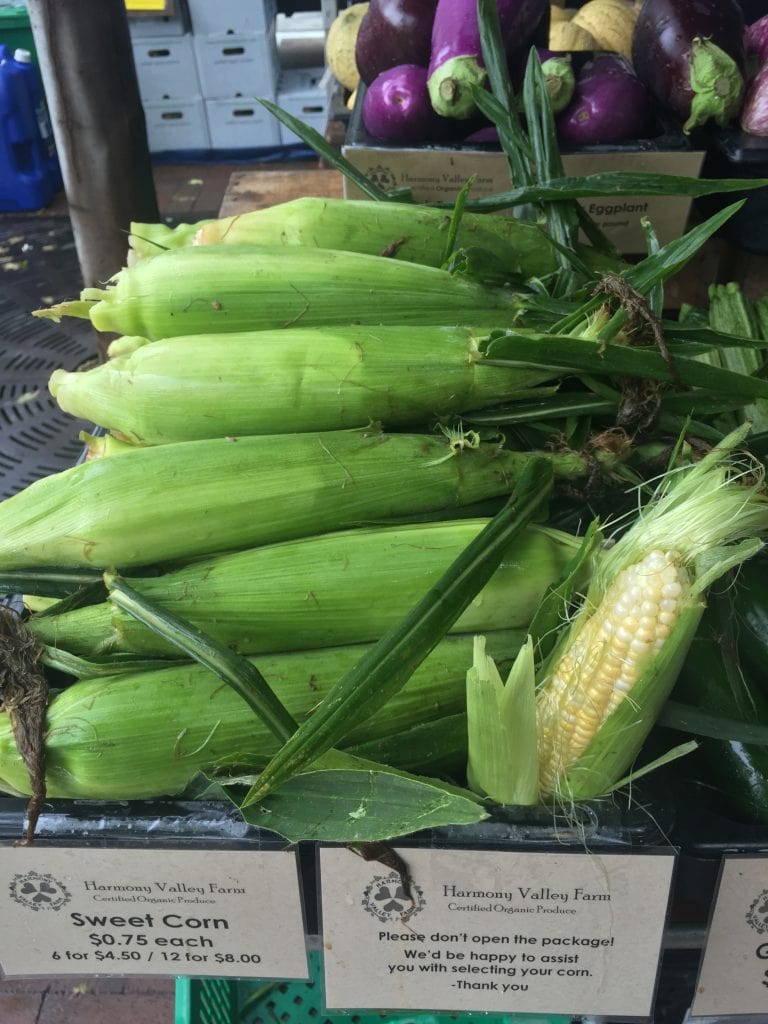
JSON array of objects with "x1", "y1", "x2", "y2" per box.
[
  {"x1": 320, "y1": 846, "x2": 675, "y2": 1017},
  {"x1": 0, "y1": 846, "x2": 308, "y2": 979}
]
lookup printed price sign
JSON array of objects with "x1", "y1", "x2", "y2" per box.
[
  {"x1": 320, "y1": 847, "x2": 675, "y2": 1017},
  {"x1": 0, "y1": 847, "x2": 308, "y2": 979},
  {"x1": 691, "y1": 856, "x2": 768, "y2": 1018}
]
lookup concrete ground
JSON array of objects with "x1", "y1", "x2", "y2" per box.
[{"x1": 0, "y1": 976, "x2": 176, "y2": 1024}]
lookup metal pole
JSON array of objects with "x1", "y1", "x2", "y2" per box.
[{"x1": 26, "y1": 0, "x2": 159, "y2": 354}]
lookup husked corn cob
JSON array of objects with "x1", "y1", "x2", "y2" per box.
[
  {"x1": 48, "y1": 326, "x2": 555, "y2": 444},
  {"x1": 29, "y1": 521, "x2": 582, "y2": 656},
  {"x1": 537, "y1": 548, "x2": 689, "y2": 793},
  {"x1": 0, "y1": 428, "x2": 594, "y2": 571},
  {"x1": 129, "y1": 197, "x2": 564, "y2": 277},
  {"x1": 0, "y1": 632, "x2": 521, "y2": 800},
  {"x1": 534, "y1": 424, "x2": 768, "y2": 802},
  {"x1": 33, "y1": 244, "x2": 522, "y2": 340}
]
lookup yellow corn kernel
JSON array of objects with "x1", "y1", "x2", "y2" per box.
[{"x1": 537, "y1": 548, "x2": 690, "y2": 793}]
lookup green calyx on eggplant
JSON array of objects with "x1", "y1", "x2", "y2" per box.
[
  {"x1": 632, "y1": 0, "x2": 746, "y2": 133},
  {"x1": 426, "y1": 0, "x2": 549, "y2": 119},
  {"x1": 355, "y1": 0, "x2": 439, "y2": 87}
]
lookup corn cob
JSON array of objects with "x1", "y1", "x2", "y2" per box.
[
  {"x1": 0, "y1": 632, "x2": 522, "y2": 800},
  {"x1": 29, "y1": 521, "x2": 583, "y2": 656},
  {"x1": 0, "y1": 428, "x2": 596, "y2": 571},
  {"x1": 535, "y1": 425, "x2": 768, "y2": 802},
  {"x1": 48, "y1": 326, "x2": 556, "y2": 444},
  {"x1": 129, "y1": 197, "x2": 564, "y2": 277},
  {"x1": 33, "y1": 244, "x2": 522, "y2": 340}
]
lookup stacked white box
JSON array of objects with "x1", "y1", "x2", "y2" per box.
[
  {"x1": 128, "y1": 1, "x2": 189, "y2": 37},
  {"x1": 187, "y1": 0, "x2": 277, "y2": 37},
  {"x1": 193, "y1": 29, "x2": 280, "y2": 99},
  {"x1": 276, "y1": 66, "x2": 330, "y2": 144},
  {"x1": 143, "y1": 97, "x2": 211, "y2": 152},
  {"x1": 132, "y1": 35, "x2": 200, "y2": 100},
  {"x1": 204, "y1": 98, "x2": 281, "y2": 149}
]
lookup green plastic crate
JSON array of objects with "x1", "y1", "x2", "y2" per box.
[
  {"x1": 0, "y1": 5, "x2": 36, "y2": 64},
  {"x1": 175, "y1": 951, "x2": 573, "y2": 1024}
]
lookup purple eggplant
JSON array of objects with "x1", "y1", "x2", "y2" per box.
[
  {"x1": 464, "y1": 124, "x2": 500, "y2": 143},
  {"x1": 556, "y1": 55, "x2": 653, "y2": 145},
  {"x1": 741, "y1": 63, "x2": 768, "y2": 135},
  {"x1": 631, "y1": 0, "x2": 746, "y2": 133},
  {"x1": 426, "y1": 0, "x2": 549, "y2": 119},
  {"x1": 362, "y1": 64, "x2": 444, "y2": 142},
  {"x1": 355, "y1": 0, "x2": 438, "y2": 87},
  {"x1": 745, "y1": 15, "x2": 768, "y2": 66}
]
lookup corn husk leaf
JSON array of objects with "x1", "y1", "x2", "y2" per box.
[
  {"x1": 659, "y1": 702, "x2": 768, "y2": 744},
  {"x1": 195, "y1": 759, "x2": 488, "y2": 843},
  {"x1": 466, "y1": 635, "x2": 538, "y2": 805}
]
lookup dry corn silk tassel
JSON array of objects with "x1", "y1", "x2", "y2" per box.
[{"x1": 0, "y1": 605, "x2": 47, "y2": 844}]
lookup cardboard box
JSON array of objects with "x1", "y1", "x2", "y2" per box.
[
  {"x1": 143, "y1": 96, "x2": 210, "y2": 152},
  {"x1": 276, "y1": 66, "x2": 329, "y2": 145},
  {"x1": 193, "y1": 29, "x2": 279, "y2": 99},
  {"x1": 186, "y1": 0, "x2": 277, "y2": 38},
  {"x1": 132, "y1": 33, "x2": 200, "y2": 100},
  {"x1": 342, "y1": 110, "x2": 706, "y2": 255},
  {"x1": 205, "y1": 97, "x2": 281, "y2": 150}
]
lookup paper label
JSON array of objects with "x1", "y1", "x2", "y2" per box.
[
  {"x1": 0, "y1": 847, "x2": 308, "y2": 978},
  {"x1": 320, "y1": 847, "x2": 674, "y2": 1017},
  {"x1": 691, "y1": 856, "x2": 768, "y2": 1018},
  {"x1": 340, "y1": 145, "x2": 705, "y2": 254}
]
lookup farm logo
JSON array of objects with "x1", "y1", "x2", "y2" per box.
[
  {"x1": 362, "y1": 871, "x2": 426, "y2": 923},
  {"x1": 746, "y1": 889, "x2": 768, "y2": 934},
  {"x1": 10, "y1": 871, "x2": 71, "y2": 912},
  {"x1": 364, "y1": 164, "x2": 398, "y2": 191}
]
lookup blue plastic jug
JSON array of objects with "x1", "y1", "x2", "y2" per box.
[{"x1": 0, "y1": 43, "x2": 61, "y2": 210}]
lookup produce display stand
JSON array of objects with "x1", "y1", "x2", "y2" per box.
[{"x1": 3, "y1": 140, "x2": 768, "y2": 1024}]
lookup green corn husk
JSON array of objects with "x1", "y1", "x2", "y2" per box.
[
  {"x1": 33, "y1": 244, "x2": 523, "y2": 340},
  {"x1": 29, "y1": 520, "x2": 583, "y2": 656},
  {"x1": 127, "y1": 220, "x2": 206, "y2": 264},
  {"x1": 708, "y1": 282, "x2": 768, "y2": 433},
  {"x1": 48, "y1": 326, "x2": 557, "y2": 444},
  {"x1": 130, "y1": 197, "x2": 566, "y2": 277},
  {"x1": 0, "y1": 428, "x2": 597, "y2": 571},
  {"x1": 536, "y1": 424, "x2": 768, "y2": 803},
  {"x1": 0, "y1": 632, "x2": 523, "y2": 800}
]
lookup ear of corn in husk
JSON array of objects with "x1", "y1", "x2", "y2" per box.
[
  {"x1": 127, "y1": 219, "x2": 206, "y2": 264},
  {"x1": 127, "y1": 197, "x2": 567, "y2": 278},
  {"x1": 0, "y1": 632, "x2": 521, "y2": 801},
  {"x1": 28, "y1": 521, "x2": 584, "y2": 657},
  {"x1": 32, "y1": 244, "x2": 523, "y2": 340},
  {"x1": 535, "y1": 424, "x2": 768, "y2": 803},
  {"x1": 0, "y1": 427, "x2": 602, "y2": 571},
  {"x1": 48, "y1": 325, "x2": 558, "y2": 445}
]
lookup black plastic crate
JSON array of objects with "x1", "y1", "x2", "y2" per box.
[{"x1": 694, "y1": 127, "x2": 768, "y2": 254}]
